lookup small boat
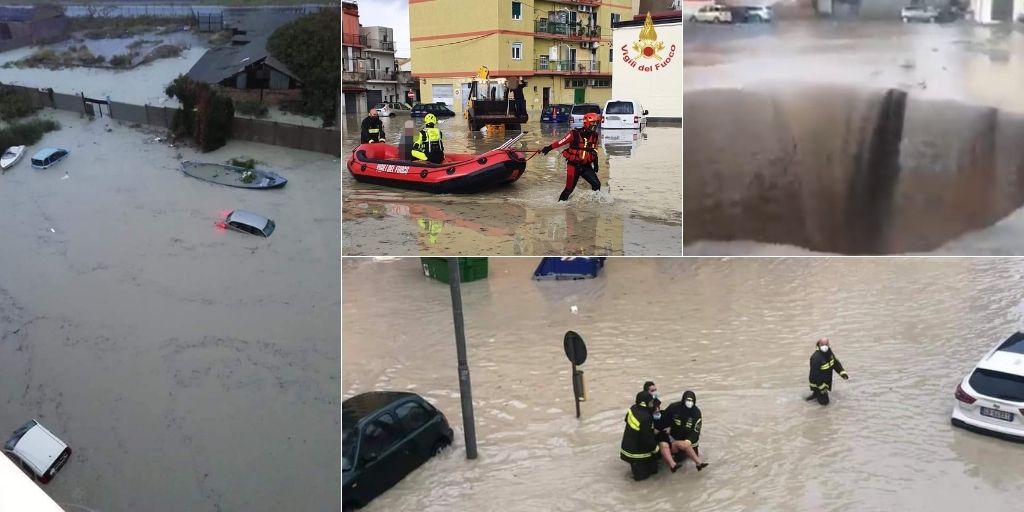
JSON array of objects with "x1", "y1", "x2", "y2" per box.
[
  {"x1": 346, "y1": 135, "x2": 527, "y2": 193},
  {"x1": 180, "y1": 161, "x2": 287, "y2": 189},
  {"x1": 1, "y1": 145, "x2": 26, "y2": 171}
]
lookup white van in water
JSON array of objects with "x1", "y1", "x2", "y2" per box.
[
  {"x1": 3, "y1": 420, "x2": 72, "y2": 484},
  {"x1": 601, "y1": 100, "x2": 647, "y2": 130}
]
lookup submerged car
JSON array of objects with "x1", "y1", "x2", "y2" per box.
[
  {"x1": 541, "y1": 104, "x2": 572, "y2": 123},
  {"x1": 569, "y1": 103, "x2": 602, "y2": 128},
  {"x1": 740, "y1": 5, "x2": 773, "y2": 22},
  {"x1": 691, "y1": 5, "x2": 733, "y2": 23},
  {"x1": 901, "y1": 4, "x2": 958, "y2": 22},
  {"x1": 218, "y1": 209, "x2": 276, "y2": 237},
  {"x1": 411, "y1": 103, "x2": 456, "y2": 118},
  {"x1": 30, "y1": 147, "x2": 69, "y2": 170},
  {"x1": 3, "y1": 420, "x2": 72, "y2": 484},
  {"x1": 343, "y1": 391, "x2": 454, "y2": 510},
  {"x1": 951, "y1": 331, "x2": 1024, "y2": 441},
  {"x1": 373, "y1": 102, "x2": 411, "y2": 117},
  {"x1": 602, "y1": 100, "x2": 648, "y2": 130}
]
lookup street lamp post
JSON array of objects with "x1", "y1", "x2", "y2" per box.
[{"x1": 447, "y1": 258, "x2": 478, "y2": 460}]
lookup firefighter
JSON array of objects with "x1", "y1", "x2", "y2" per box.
[
  {"x1": 540, "y1": 112, "x2": 602, "y2": 201},
  {"x1": 669, "y1": 390, "x2": 708, "y2": 471},
  {"x1": 806, "y1": 337, "x2": 849, "y2": 406},
  {"x1": 411, "y1": 113, "x2": 445, "y2": 164},
  {"x1": 359, "y1": 108, "x2": 385, "y2": 144},
  {"x1": 620, "y1": 391, "x2": 659, "y2": 481}
]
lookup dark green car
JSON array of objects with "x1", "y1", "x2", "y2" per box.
[{"x1": 343, "y1": 391, "x2": 454, "y2": 510}]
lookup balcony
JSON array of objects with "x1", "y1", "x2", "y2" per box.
[
  {"x1": 534, "y1": 59, "x2": 602, "y2": 75},
  {"x1": 366, "y1": 70, "x2": 397, "y2": 81},
  {"x1": 534, "y1": 20, "x2": 601, "y2": 40},
  {"x1": 548, "y1": 0, "x2": 600, "y2": 6},
  {"x1": 366, "y1": 39, "x2": 395, "y2": 52},
  {"x1": 342, "y1": 33, "x2": 367, "y2": 47},
  {"x1": 343, "y1": 70, "x2": 366, "y2": 83}
]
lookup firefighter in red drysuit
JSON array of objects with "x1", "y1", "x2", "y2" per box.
[{"x1": 541, "y1": 112, "x2": 602, "y2": 201}]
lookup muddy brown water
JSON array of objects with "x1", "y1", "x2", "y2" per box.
[
  {"x1": 342, "y1": 115, "x2": 682, "y2": 256},
  {"x1": 343, "y1": 257, "x2": 1024, "y2": 511},
  {"x1": 684, "y1": 21, "x2": 1024, "y2": 255},
  {"x1": 0, "y1": 111, "x2": 339, "y2": 511}
]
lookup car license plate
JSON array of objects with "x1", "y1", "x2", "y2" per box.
[
  {"x1": 606, "y1": 116, "x2": 620, "y2": 121},
  {"x1": 981, "y1": 407, "x2": 1014, "y2": 422}
]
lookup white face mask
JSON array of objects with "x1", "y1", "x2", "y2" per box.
[
  {"x1": 684, "y1": 400, "x2": 694, "y2": 409},
  {"x1": 820, "y1": 345, "x2": 830, "y2": 353},
  {"x1": 653, "y1": 412, "x2": 662, "y2": 420}
]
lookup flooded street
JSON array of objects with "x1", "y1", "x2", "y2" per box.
[
  {"x1": 343, "y1": 257, "x2": 1024, "y2": 511},
  {"x1": 684, "y1": 21, "x2": 1024, "y2": 254},
  {"x1": 0, "y1": 110, "x2": 340, "y2": 510},
  {"x1": 342, "y1": 116, "x2": 682, "y2": 256}
]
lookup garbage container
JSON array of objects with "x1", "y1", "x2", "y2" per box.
[{"x1": 421, "y1": 258, "x2": 489, "y2": 284}]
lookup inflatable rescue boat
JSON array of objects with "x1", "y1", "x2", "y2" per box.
[{"x1": 346, "y1": 137, "x2": 527, "y2": 193}]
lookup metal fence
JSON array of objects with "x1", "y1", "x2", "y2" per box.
[{"x1": 4, "y1": 84, "x2": 340, "y2": 156}]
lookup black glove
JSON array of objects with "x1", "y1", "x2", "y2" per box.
[
  {"x1": 841, "y1": 372, "x2": 849, "y2": 380},
  {"x1": 541, "y1": 145, "x2": 552, "y2": 155}
]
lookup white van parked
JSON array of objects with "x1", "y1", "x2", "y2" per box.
[{"x1": 601, "y1": 100, "x2": 647, "y2": 130}]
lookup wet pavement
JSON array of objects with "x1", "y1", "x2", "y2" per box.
[
  {"x1": 343, "y1": 257, "x2": 1024, "y2": 511},
  {"x1": 342, "y1": 115, "x2": 682, "y2": 256},
  {"x1": 0, "y1": 110, "x2": 340, "y2": 511},
  {"x1": 684, "y1": 20, "x2": 1024, "y2": 254}
]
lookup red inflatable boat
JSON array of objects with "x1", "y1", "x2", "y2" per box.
[{"x1": 346, "y1": 143, "x2": 528, "y2": 194}]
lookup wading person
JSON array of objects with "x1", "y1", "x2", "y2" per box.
[
  {"x1": 806, "y1": 337, "x2": 849, "y2": 406},
  {"x1": 360, "y1": 108, "x2": 385, "y2": 144},
  {"x1": 411, "y1": 113, "x2": 445, "y2": 164},
  {"x1": 541, "y1": 112, "x2": 602, "y2": 201},
  {"x1": 620, "y1": 391, "x2": 659, "y2": 481},
  {"x1": 669, "y1": 390, "x2": 708, "y2": 471}
]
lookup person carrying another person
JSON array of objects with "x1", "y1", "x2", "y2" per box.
[
  {"x1": 620, "y1": 391, "x2": 660, "y2": 481},
  {"x1": 668, "y1": 390, "x2": 708, "y2": 471},
  {"x1": 411, "y1": 113, "x2": 445, "y2": 164},
  {"x1": 541, "y1": 112, "x2": 602, "y2": 201},
  {"x1": 360, "y1": 108, "x2": 385, "y2": 144},
  {"x1": 806, "y1": 337, "x2": 849, "y2": 406}
]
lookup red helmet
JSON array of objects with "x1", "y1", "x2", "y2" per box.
[{"x1": 582, "y1": 112, "x2": 601, "y2": 128}]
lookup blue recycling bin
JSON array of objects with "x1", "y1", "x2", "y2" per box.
[{"x1": 532, "y1": 257, "x2": 605, "y2": 280}]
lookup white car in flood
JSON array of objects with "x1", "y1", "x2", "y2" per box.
[{"x1": 951, "y1": 332, "x2": 1024, "y2": 440}]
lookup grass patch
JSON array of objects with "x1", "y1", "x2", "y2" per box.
[
  {"x1": 235, "y1": 100, "x2": 269, "y2": 119},
  {"x1": 128, "y1": 38, "x2": 164, "y2": 49},
  {"x1": 109, "y1": 53, "x2": 133, "y2": 68},
  {"x1": 141, "y1": 44, "x2": 183, "y2": 64},
  {"x1": 71, "y1": 15, "x2": 195, "y2": 39},
  {"x1": 207, "y1": 30, "x2": 233, "y2": 46},
  {"x1": 0, "y1": 86, "x2": 41, "y2": 122},
  {"x1": 229, "y1": 157, "x2": 256, "y2": 169},
  {"x1": 0, "y1": 119, "x2": 61, "y2": 152}
]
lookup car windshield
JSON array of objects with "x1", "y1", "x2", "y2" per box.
[
  {"x1": 969, "y1": 368, "x2": 1024, "y2": 402},
  {"x1": 374, "y1": 103, "x2": 387, "y2": 109},
  {"x1": 342, "y1": 429, "x2": 356, "y2": 472},
  {"x1": 605, "y1": 102, "x2": 635, "y2": 115}
]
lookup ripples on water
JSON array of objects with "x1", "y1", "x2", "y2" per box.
[{"x1": 344, "y1": 258, "x2": 1024, "y2": 511}]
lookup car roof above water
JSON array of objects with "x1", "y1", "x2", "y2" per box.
[
  {"x1": 343, "y1": 391, "x2": 421, "y2": 429},
  {"x1": 227, "y1": 209, "x2": 270, "y2": 228},
  {"x1": 31, "y1": 148, "x2": 62, "y2": 160}
]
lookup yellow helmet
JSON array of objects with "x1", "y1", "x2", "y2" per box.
[{"x1": 424, "y1": 113, "x2": 438, "y2": 126}]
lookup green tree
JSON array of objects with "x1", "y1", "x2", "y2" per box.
[
  {"x1": 165, "y1": 75, "x2": 235, "y2": 152},
  {"x1": 267, "y1": 9, "x2": 340, "y2": 127}
]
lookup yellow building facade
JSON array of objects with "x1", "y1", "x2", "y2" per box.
[{"x1": 410, "y1": 0, "x2": 634, "y2": 114}]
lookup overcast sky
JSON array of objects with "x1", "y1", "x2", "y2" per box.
[{"x1": 357, "y1": 0, "x2": 411, "y2": 58}]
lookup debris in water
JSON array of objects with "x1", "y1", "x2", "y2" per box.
[
  {"x1": 49, "y1": 228, "x2": 55, "y2": 233},
  {"x1": 570, "y1": 305, "x2": 578, "y2": 315},
  {"x1": 61, "y1": 174, "x2": 69, "y2": 180}
]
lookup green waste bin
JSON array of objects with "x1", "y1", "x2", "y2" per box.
[{"x1": 421, "y1": 258, "x2": 488, "y2": 284}]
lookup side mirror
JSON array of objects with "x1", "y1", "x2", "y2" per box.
[{"x1": 643, "y1": 110, "x2": 649, "y2": 116}]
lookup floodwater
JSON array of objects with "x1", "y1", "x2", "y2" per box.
[
  {"x1": 343, "y1": 257, "x2": 1024, "y2": 511},
  {"x1": 0, "y1": 110, "x2": 340, "y2": 511},
  {"x1": 684, "y1": 20, "x2": 1024, "y2": 255},
  {"x1": 342, "y1": 116, "x2": 682, "y2": 256}
]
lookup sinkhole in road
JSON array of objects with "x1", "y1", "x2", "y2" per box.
[{"x1": 684, "y1": 84, "x2": 1024, "y2": 254}]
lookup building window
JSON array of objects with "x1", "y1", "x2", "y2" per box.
[
  {"x1": 512, "y1": 42, "x2": 522, "y2": 60},
  {"x1": 611, "y1": 13, "x2": 621, "y2": 25},
  {"x1": 565, "y1": 79, "x2": 587, "y2": 88},
  {"x1": 512, "y1": 1, "x2": 522, "y2": 20},
  {"x1": 609, "y1": 48, "x2": 613, "y2": 63},
  {"x1": 590, "y1": 79, "x2": 611, "y2": 88}
]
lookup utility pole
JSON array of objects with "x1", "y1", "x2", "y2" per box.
[{"x1": 447, "y1": 258, "x2": 478, "y2": 459}]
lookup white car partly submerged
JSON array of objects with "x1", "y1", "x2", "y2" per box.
[
  {"x1": 952, "y1": 332, "x2": 1024, "y2": 441},
  {"x1": 2, "y1": 419, "x2": 72, "y2": 484},
  {"x1": 1, "y1": 145, "x2": 25, "y2": 171}
]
